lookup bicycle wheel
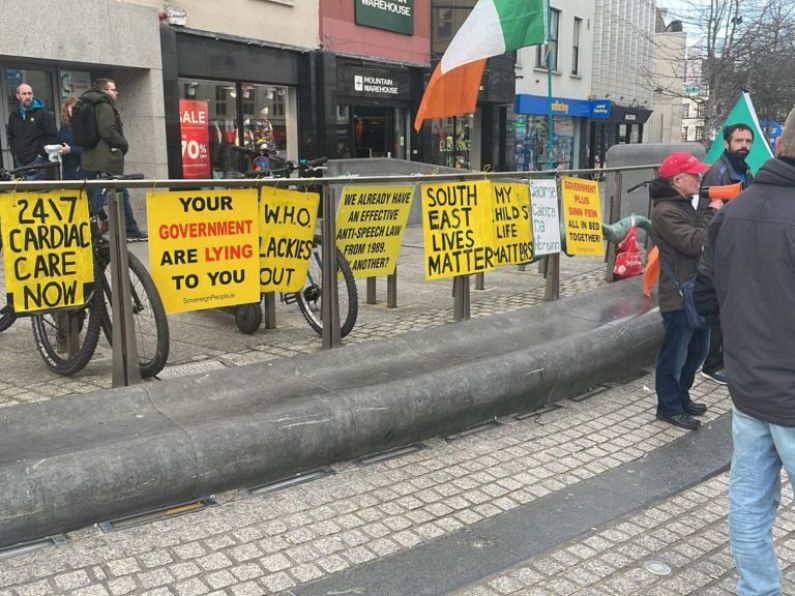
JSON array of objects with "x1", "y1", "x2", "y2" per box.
[
  {"x1": 97, "y1": 247, "x2": 170, "y2": 377},
  {"x1": 0, "y1": 240, "x2": 15, "y2": 333},
  {"x1": 295, "y1": 239, "x2": 358, "y2": 338},
  {"x1": 30, "y1": 293, "x2": 103, "y2": 376}
]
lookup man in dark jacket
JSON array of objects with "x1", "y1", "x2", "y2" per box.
[
  {"x1": 699, "y1": 107, "x2": 795, "y2": 595},
  {"x1": 651, "y1": 151, "x2": 723, "y2": 430},
  {"x1": 698, "y1": 123, "x2": 755, "y2": 385},
  {"x1": 79, "y1": 79, "x2": 146, "y2": 241},
  {"x1": 6, "y1": 83, "x2": 58, "y2": 179}
]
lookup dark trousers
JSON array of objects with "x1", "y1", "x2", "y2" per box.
[
  {"x1": 702, "y1": 323, "x2": 723, "y2": 374},
  {"x1": 655, "y1": 310, "x2": 711, "y2": 416}
]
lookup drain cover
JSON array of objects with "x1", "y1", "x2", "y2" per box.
[
  {"x1": 156, "y1": 359, "x2": 227, "y2": 379},
  {"x1": 644, "y1": 560, "x2": 672, "y2": 575}
]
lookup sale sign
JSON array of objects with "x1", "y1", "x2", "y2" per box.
[{"x1": 179, "y1": 99, "x2": 211, "y2": 179}]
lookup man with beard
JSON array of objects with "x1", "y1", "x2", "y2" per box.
[
  {"x1": 6, "y1": 83, "x2": 58, "y2": 180},
  {"x1": 698, "y1": 123, "x2": 754, "y2": 386}
]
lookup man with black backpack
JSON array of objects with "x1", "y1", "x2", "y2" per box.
[{"x1": 76, "y1": 78, "x2": 146, "y2": 241}]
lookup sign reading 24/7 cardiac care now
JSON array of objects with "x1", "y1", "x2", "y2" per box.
[
  {"x1": 560, "y1": 176, "x2": 603, "y2": 256},
  {"x1": 335, "y1": 185, "x2": 414, "y2": 278},
  {"x1": 421, "y1": 181, "x2": 495, "y2": 280},
  {"x1": 0, "y1": 191, "x2": 94, "y2": 313},
  {"x1": 259, "y1": 187, "x2": 319, "y2": 293},
  {"x1": 146, "y1": 190, "x2": 260, "y2": 313},
  {"x1": 491, "y1": 182, "x2": 533, "y2": 266}
]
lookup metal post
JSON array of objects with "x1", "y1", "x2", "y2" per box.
[
  {"x1": 604, "y1": 171, "x2": 623, "y2": 282},
  {"x1": 475, "y1": 272, "x2": 484, "y2": 290},
  {"x1": 366, "y1": 278, "x2": 377, "y2": 304},
  {"x1": 453, "y1": 275, "x2": 470, "y2": 321},
  {"x1": 107, "y1": 188, "x2": 141, "y2": 387},
  {"x1": 544, "y1": 253, "x2": 561, "y2": 301},
  {"x1": 320, "y1": 186, "x2": 341, "y2": 348},
  {"x1": 387, "y1": 266, "x2": 397, "y2": 308},
  {"x1": 263, "y1": 293, "x2": 276, "y2": 329}
]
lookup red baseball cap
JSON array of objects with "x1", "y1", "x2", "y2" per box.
[{"x1": 658, "y1": 152, "x2": 710, "y2": 178}]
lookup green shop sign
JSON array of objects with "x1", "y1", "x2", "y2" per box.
[{"x1": 355, "y1": 0, "x2": 414, "y2": 35}]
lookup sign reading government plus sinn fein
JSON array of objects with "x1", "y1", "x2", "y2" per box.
[
  {"x1": 355, "y1": 0, "x2": 414, "y2": 35},
  {"x1": 560, "y1": 176, "x2": 603, "y2": 256},
  {"x1": 146, "y1": 190, "x2": 260, "y2": 313},
  {"x1": 0, "y1": 192, "x2": 94, "y2": 313},
  {"x1": 335, "y1": 185, "x2": 414, "y2": 278}
]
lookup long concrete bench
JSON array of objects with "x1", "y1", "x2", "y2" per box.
[{"x1": 0, "y1": 277, "x2": 662, "y2": 548}]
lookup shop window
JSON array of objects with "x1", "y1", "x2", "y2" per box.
[
  {"x1": 514, "y1": 114, "x2": 574, "y2": 171},
  {"x1": 335, "y1": 105, "x2": 352, "y2": 159},
  {"x1": 536, "y1": 8, "x2": 560, "y2": 70},
  {"x1": 430, "y1": 115, "x2": 473, "y2": 169}
]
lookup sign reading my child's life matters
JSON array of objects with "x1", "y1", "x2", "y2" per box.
[
  {"x1": 0, "y1": 191, "x2": 94, "y2": 313},
  {"x1": 421, "y1": 181, "x2": 495, "y2": 280},
  {"x1": 560, "y1": 176, "x2": 603, "y2": 256},
  {"x1": 491, "y1": 182, "x2": 533, "y2": 266},
  {"x1": 529, "y1": 178, "x2": 562, "y2": 256},
  {"x1": 147, "y1": 190, "x2": 260, "y2": 313},
  {"x1": 335, "y1": 185, "x2": 414, "y2": 278},
  {"x1": 259, "y1": 187, "x2": 319, "y2": 293}
]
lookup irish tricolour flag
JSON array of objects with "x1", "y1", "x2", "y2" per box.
[{"x1": 414, "y1": 0, "x2": 546, "y2": 132}]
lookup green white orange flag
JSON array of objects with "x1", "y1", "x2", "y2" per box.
[
  {"x1": 705, "y1": 91, "x2": 774, "y2": 174},
  {"x1": 414, "y1": 0, "x2": 546, "y2": 132}
]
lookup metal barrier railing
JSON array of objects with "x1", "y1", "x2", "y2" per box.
[{"x1": 0, "y1": 163, "x2": 659, "y2": 387}]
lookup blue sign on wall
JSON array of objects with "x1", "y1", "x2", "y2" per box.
[{"x1": 516, "y1": 94, "x2": 612, "y2": 119}]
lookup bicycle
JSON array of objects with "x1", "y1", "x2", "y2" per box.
[
  {"x1": 232, "y1": 157, "x2": 359, "y2": 338},
  {"x1": 28, "y1": 174, "x2": 169, "y2": 377}
]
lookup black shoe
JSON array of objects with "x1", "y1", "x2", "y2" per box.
[
  {"x1": 684, "y1": 402, "x2": 708, "y2": 416},
  {"x1": 656, "y1": 412, "x2": 701, "y2": 430}
]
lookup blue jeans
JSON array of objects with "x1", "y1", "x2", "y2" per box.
[
  {"x1": 19, "y1": 155, "x2": 49, "y2": 180},
  {"x1": 730, "y1": 407, "x2": 795, "y2": 596},
  {"x1": 655, "y1": 309, "x2": 710, "y2": 416}
]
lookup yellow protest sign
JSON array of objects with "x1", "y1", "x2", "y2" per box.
[
  {"x1": 147, "y1": 190, "x2": 260, "y2": 313},
  {"x1": 492, "y1": 182, "x2": 533, "y2": 266},
  {"x1": 335, "y1": 185, "x2": 414, "y2": 278},
  {"x1": 560, "y1": 176, "x2": 603, "y2": 256},
  {"x1": 0, "y1": 191, "x2": 93, "y2": 313},
  {"x1": 259, "y1": 187, "x2": 319, "y2": 292},
  {"x1": 421, "y1": 181, "x2": 495, "y2": 280}
]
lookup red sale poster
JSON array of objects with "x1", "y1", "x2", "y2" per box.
[{"x1": 179, "y1": 99, "x2": 211, "y2": 179}]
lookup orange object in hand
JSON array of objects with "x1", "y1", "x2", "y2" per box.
[{"x1": 700, "y1": 182, "x2": 743, "y2": 201}]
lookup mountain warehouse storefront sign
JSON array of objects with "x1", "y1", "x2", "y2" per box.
[
  {"x1": 355, "y1": 75, "x2": 399, "y2": 95},
  {"x1": 355, "y1": 0, "x2": 414, "y2": 35}
]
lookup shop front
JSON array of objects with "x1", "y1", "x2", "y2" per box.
[
  {"x1": 588, "y1": 104, "x2": 652, "y2": 168},
  {"x1": 514, "y1": 94, "x2": 612, "y2": 171},
  {"x1": 161, "y1": 28, "x2": 309, "y2": 179},
  {"x1": 321, "y1": 56, "x2": 421, "y2": 161}
]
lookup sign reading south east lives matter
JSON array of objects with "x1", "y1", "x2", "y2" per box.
[
  {"x1": 259, "y1": 187, "x2": 319, "y2": 293},
  {"x1": 147, "y1": 190, "x2": 260, "y2": 313},
  {"x1": 560, "y1": 176, "x2": 603, "y2": 256},
  {"x1": 421, "y1": 181, "x2": 495, "y2": 280},
  {"x1": 491, "y1": 182, "x2": 533, "y2": 266},
  {"x1": 335, "y1": 185, "x2": 414, "y2": 278},
  {"x1": 529, "y1": 178, "x2": 562, "y2": 256},
  {"x1": 0, "y1": 192, "x2": 94, "y2": 313}
]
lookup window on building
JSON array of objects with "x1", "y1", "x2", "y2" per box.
[
  {"x1": 696, "y1": 126, "x2": 704, "y2": 142},
  {"x1": 697, "y1": 103, "x2": 706, "y2": 118},
  {"x1": 683, "y1": 126, "x2": 689, "y2": 141},
  {"x1": 572, "y1": 17, "x2": 581, "y2": 75},
  {"x1": 432, "y1": 7, "x2": 455, "y2": 54},
  {"x1": 681, "y1": 103, "x2": 689, "y2": 119},
  {"x1": 536, "y1": 8, "x2": 560, "y2": 70}
]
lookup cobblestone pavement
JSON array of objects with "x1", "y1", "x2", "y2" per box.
[
  {"x1": 3, "y1": 371, "x2": 786, "y2": 596},
  {"x1": 0, "y1": 226, "x2": 608, "y2": 407}
]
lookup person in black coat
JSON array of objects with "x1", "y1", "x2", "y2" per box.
[{"x1": 6, "y1": 83, "x2": 58, "y2": 179}]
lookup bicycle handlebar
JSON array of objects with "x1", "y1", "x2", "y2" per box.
[
  {"x1": 0, "y1": 161, "x2": 60, "y2": 181},
  {"x1": 96, "y1": 173, "x2": 145, "y2": 180}
]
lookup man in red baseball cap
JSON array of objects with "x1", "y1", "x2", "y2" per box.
[{"x1": 651, "y1": 151, "x2": 724, "y2": 430}]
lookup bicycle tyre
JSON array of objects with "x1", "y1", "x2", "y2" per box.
[
  {"x1": 0, "y1": 241, "x2": 15, "y2": 332},
  {"x1": 235, "y1": 302, "x2": 263, "y2": 334},
  {"x1": 97, "y1": 248, "x2": 170, "y2": 377},
  {"x1": 30, "y1": 292, "x2": 103, "y2": 376},
  {"x1": 295, "y1": 241, "x2": 358, "y2": 338}
]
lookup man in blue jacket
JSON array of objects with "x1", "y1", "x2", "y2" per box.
[{"x1": 6, "y1": 83, "x2": 58, "y2": 179}]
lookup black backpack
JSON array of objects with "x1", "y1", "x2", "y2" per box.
[{"x1": 71, "y1": 99, "x2": 100, "y2": 148}]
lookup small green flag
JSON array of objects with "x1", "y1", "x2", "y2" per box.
[{"x1": 705, "y1": 91, "x2": 774, "y2": 175}]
